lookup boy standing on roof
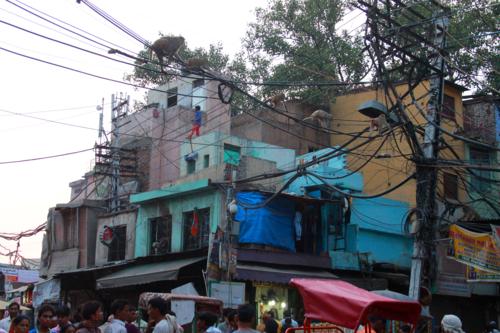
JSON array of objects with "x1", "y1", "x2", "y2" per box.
[{"x1": 188, "y1": 106, "x2": 202, "y2": 140}]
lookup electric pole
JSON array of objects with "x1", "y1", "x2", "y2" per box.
[
  {"x1": 409, "y1": 10, "x2": 448, "y2": 299},
  {"x1": 110, "y1": 93, "x2": 129, "y2": 212}
]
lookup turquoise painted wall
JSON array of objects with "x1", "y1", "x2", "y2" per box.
[
  {"x1": 285, "y1": 147, "x2": 364, "y2": 194},
  {"x1": 134, "y1": 188, "x2": 222, "y2": 258},
  {"x1": 179, "y1": 131, "x2": 296, "y2": 176}
]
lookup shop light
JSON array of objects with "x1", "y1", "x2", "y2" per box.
[
  {"x1": 268, "y1": 300, "x2": 276, "y2": 307},
  {"x1": 280, "y1": 302, "x2": 287, "y2": 309}
]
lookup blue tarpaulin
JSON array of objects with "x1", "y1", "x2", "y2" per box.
[{"x1": 235, "y1": 192, "x2": 295, "y2": 252}]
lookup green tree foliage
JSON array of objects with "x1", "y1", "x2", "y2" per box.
[
  {"x1": 242, "y1": 0, "x2": 369, "y2": 107},
  {"x1": 373, "y1": 0, "x2": 499, "y2": 93},
  {"x1": 446, "y1": 0, "x2": 499, "y2": 93}
]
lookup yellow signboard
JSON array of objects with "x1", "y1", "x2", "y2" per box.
[
  {"x1": 448, "y1": 224, "x2": 500, "y2": 274},
  {"x1": 466, "y1": 265, "x2": 500, "y2": 282}
]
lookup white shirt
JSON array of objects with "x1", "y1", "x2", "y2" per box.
[
  {"x1": 104, "y1": 319, "x2": 127, "y2": 333},
  {"x1": 206, "y1": 327, "x2": 222, "y2": 333},
  {"x1": 152, "y1": 320, "x2": 173, "y2": 333},
  {"x1": 0, "y1": 317, "x2": 11, "y2": 332}
]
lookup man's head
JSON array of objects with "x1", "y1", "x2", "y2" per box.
[
  {"x1": 110, "y1": 299, "x2": 130, "y2": 322},
  {"x1": 227, "y1": 311, "x2": 237, "y2": 329},
  {"x1": 127, "y1": 305, "x2": 138, "y2": 324},
  {"x1": 57, "y1": 306, "x2": 71, "y2": 326},
  {"x1": 487, "y1": 322, "x2": 498, "y2": 331},
  {"x1": 195, "y1": 105, "x2": 201, "y2": 111},
  {"x1": 37, "y1": 304, "x2": 55, "y2": 329},
  {"x1": 147, "y1": 297, "x2": 168, "y2": 323},
  {"x1": 8, "y1": 302, "x2": 20, "y2": 319},
  {"x1": 197, "y1": 312, "x2": 218, "y2": 332},
  {"x1": 81, "y1": 301, "x2": 103, "y2": 323},
  {"x1": 237, "y1": 304, "x2": 255, "y2": 328},
  {"x1": 441, "y1": 315, "x2": 464, "y2": 333}
]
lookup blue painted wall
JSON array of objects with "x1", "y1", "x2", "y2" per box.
[{"x1": 287, "y1": 148, "x2": 414, "y2": 270}]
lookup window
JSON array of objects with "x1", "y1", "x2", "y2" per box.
[
  {"x1": 470, "y1": 148, "x2": 491, "y2": 192},
  {"x1": 223, "y1": 144, "x2": 241, "y2": 166},
  {"x1": 203, "y1": 154, "x2": 210, "y2": 168},
  {"x1": 183, "y1": 208, "x2": 210, "y2": 250},
  {"x1": 167, "y1": 88, "x2": 178, "y2": 108},
  {"x1": 149, "y1": 216, "x2": 172, "y2": 255},
  {"x1": 192, "y1": 79, "x2": 204, "y2": 89},
  {"x1": 442, "y1": 94, "x2": 455, "y2": 120},
  {"x1": 108, "y1": 225, "x2": 126, "y2": 262},
  {"x1": 187, "y1": 159, "x2": 196, "y2": 174},
  {"x1": 443, "y1": 173, "x2": 458, "y2": 200}
]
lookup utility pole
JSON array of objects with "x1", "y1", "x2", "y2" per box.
[
  {"x1": 110, "y1": 93, "x2": 129, "y2": 212},
  {"x1": 409, "y1": 10, "x2": 448, "y2": 299}
]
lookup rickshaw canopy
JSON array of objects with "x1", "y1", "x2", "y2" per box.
[{"x1": 290, "y1": 279, "x2": 422, "y2": 329}]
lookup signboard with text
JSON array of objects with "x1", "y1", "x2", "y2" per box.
[{"x1": 448, "y1": 224, "x2": 500, "y2": 273}]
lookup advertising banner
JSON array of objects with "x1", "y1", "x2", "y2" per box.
[
  {"x1": 466, "y1": 265, "x2": 500, "y2": 282},
  {"x1": 448, "y1": 224, "x2": 500, "y2": 273}
]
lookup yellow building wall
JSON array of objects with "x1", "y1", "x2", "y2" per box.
[{"x1": 329, "y1": 81, "x2": 466, "y2": 207}]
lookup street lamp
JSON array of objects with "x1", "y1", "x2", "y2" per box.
[{"x1": 357, "y1": 100, "x2": 399, "y2": 124}]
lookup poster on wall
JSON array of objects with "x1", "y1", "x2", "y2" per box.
[
  {"x1": 209, "y1": 281, "x2": 245, "y2": 308},
  {"x1": 448, "y1": 224, "x2": 500, "y2": 273}
]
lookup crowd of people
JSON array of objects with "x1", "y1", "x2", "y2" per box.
[{"x1": 0, "y1": 300, "x2": 499, "y2": 333}]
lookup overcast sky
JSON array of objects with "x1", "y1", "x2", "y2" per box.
[{"x1": 0, "y1": 0, "x2": 363, "y2": 264}]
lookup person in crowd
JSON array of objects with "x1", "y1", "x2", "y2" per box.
[
  {"x1": 440, "y1": 315, "x2": 464, "y2": 333},
  {"x1": 54, "y1": 307, "x2": 72, "y2": 333},
  {"x1": 49, "y1": 315, "x2": 59, "y2": 331},
  {"x1": 263, "y1": 312, "x2": 278, "y2": 333},
  {"x1": 60, "y1": 326, "x2": 75, "y2": 333},
  {"x1": 280, "y1": 311, "x2": 297, "y2": 332},
  {"x1": 0, "y1": 303, "x2": 20, "y2": 331},
  {"x1": 104, "y1": 300, "x2": 129, "y2": 333},
  {"x1": 197, "y1": 312, "x2": 221, "y2": 333},
  {"x1": 486, "y1": 322, "x2": 500, "y2": 333},
  {"x1": 233, "y1": 305, "x2": 259, "y2": 333},
  {"x1": 30, "y1": 304, "x2": 56, "y2": 333},
  {"x1": 217, "y1": 309, "x2": 232, "y2": 333},
  {"x1": 124, "y1": 306, "x2": 140, "y2": 333},
  {"x1": 72, "y1": 307, "x2": 83, "y2": 328},
  {"x1": 146, "y1": 298, "x2": 172, "y2": 333},
  {"x1": 356, "y1": 316, "x2": 385, "y2": 333},
  {"x1": 226, "y1": 311, "x2": 237, "y2": 333},
  {"x1": 397, "y1": 325, "x2": 411, "y2": 333},
  {"x1": 75, "y1": 301, "x2": 104, "y2": 333},
  {"x1": 11, "y1": 315, "x2": 30, "y2": 333}
]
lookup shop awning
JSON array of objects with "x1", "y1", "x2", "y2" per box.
[
  {"x1": 235, "y1": 264, "x2": 337, "y2": 284},
  {"x1": 96, "y1": 257, "x2": 204, "y2": 289}
]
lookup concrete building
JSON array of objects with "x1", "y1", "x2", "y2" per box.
[{"x1": 462, "y1": 95, "x2": 500, "y2": 218}]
